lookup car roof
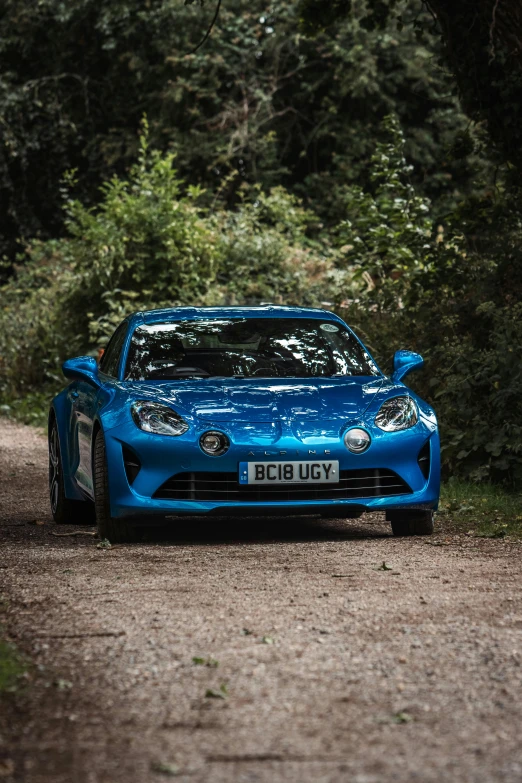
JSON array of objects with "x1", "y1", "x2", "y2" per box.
[{"x1": 127, "y1": 305, "x2": 346, "y2": 328}]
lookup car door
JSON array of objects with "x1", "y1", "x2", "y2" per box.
[{"x1": 74, "y1": 322, "x2": 128, "y2": 497}]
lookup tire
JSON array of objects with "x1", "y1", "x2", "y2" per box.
[
  {"x1": 49, "y1": 420, "x2": 95, "y2": 524},
  {"x1": 93, "y1": 429, "x2": 138, "y2": 543},
  {"x1": 389, "y1": 510, "x2": 434, "y2": 537}
]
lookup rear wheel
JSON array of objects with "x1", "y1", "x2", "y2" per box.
[
  {"x1": 49, "y1": 420, "x2": 94, "y2": 524},
  {"x1": 388, "y1": 510, "x2": 434, "y2": 537},
  {"x1": 94, "y1": 429, "x2": 138, "y2": 543}
]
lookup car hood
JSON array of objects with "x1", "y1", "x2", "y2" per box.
[{"x1": 119, "y1": 377, "x2": 386, "y2": 423}]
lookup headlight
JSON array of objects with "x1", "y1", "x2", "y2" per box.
[
  {"x1": 200, "y1": 431, "x2": 230, "y2": 456},
  {"x1": 375, "y1": 396, "x2": 418, "y2": 432},
  {"x1": 344, "y1": 428, "x2": 371, "y2": 453},
  {"x1": 131, "y1": 401, "x2": 189, "y2": 436}
]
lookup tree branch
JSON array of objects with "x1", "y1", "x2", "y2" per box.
[{"x1": 188, "y1": 0, "x2": 222, "y2": 55}]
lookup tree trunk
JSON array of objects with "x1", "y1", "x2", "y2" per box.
[{"x1": 425, "y1": 0, "x2": 522, "y2": 171}]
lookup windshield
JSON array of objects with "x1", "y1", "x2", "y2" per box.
[{"x1": 125, "y1": 318, "x2": 380, "y2": 380}]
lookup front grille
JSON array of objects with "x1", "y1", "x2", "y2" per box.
[{"x1": 153, "y1": 469, "x2": 412, "y2": 502}]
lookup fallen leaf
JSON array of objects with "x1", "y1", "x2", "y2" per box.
[
  {"x1": 205, "y1": 684, "x2": 228, "y2": 699},
  {"x1": 0, "y1": 759, "x2": 15, "y2": 776},
  {"x1": 192, "y1": 656, "x2": 218, "y2": 668},
  {"x1": 55, "y1": 678, "x2": 73, "y2": 691},
  {"x1": 150, "y1": 761, "x2": 180, "y2": 776},
  {"x1": 392, "y1": 711, "x2": 414, "y2": 724},
  {"x1": 51, "y1": 530, "x2": 96, "y2": 537},
  {"x1": 261, "y1": 635, "x2": 274, "y2": 645}
]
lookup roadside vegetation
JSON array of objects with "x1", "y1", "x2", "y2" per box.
[
  {"x1": 0, "y1": 636, "x2": 28, "y2": 695},
  {"x1": 439, "y1": 481, "x2": 522, "y2": 539}
]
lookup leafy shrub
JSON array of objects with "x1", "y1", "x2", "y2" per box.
[
  {"x1": 216, "y1": 186, "x2": 335, "y2": 307},
  {"x1": 332, "y1": 117, "x2": 522, "y2": 485},
  {"x1": 0, "y1": 125, "x2": 336, "y2": 397}
]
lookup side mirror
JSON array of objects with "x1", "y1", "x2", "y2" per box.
[
  {"x1": 391, "y1": 350, "x2": 424, "y2": 382},
  {"x1": 62, "y1": 356, "x2": 100, "y2": 387}
]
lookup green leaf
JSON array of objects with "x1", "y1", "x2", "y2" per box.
[
  {"x1": 205, "y1": 683, "x2": 228, "y2": 699},
  {"x1": 192, "y1": 656, "x2": 219, "y2": 667},
  {"x1": 392, "y1": 711, "x2": 414, "y2": 724},
  {"x1": 150, "y1": 761, "x2": 181, "y2": 776}
]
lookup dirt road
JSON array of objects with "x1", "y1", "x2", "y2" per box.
[{"x1": 1, "y1": 420, "x2": 522, "y2": 783}]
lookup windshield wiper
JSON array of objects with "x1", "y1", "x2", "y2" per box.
[{"x1": 148, "y1": 366, "x2": 211, "y2": 379}]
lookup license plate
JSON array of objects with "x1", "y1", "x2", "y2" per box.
[{"x1": 239, "y1": 460, "x2": 339, "y2": 485}]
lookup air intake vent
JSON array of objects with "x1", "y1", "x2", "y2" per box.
[
  {"x1": 417, "y1": 440, "x2": 431, "y2": 479},
  {"x1": 153, "y1": 469, "x2": 412, "y2": 502},
  {"x1": 122, "y1": 446, "x2": 141, "y2": 485}
]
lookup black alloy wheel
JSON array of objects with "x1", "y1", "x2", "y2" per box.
[
  {"x1": 49, "y1": 422, "x2": 61, "y2": 518},
  {"x1": 49, "y1": 419, "x2": 94, "y2": 524}
]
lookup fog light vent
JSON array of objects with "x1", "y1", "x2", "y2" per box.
[
  {"x1": 122, "y1": 445, "x2": 141, "y2": 485},
  {"x1": 417, "y1": 440, "x2": 431, "y2": 479}
]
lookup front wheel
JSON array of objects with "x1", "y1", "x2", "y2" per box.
[
  {"x1": 388, "y1": 510, "x2": 434, "y2": 537},
  {"x1": 49, "y1": 420, "x2": 94, "y2": 524},
  {"x1": 94, "y1": 430, "x2": 138, "y2": 543}
]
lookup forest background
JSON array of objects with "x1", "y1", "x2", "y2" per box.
[{"x1": 0, "y1": 0, "x2": 521, "y2": 487}]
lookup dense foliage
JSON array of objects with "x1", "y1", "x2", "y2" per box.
[
  {"x1": 1, "y1": 0, "x2": 521, "y2": 485},
  {"x1": 328, "y1": 117, "x2": 522, "y2": 483},
  {"x1": 0, "y1": 123, "x2": 336, "y2": 389},
  {"x1": 424, "y1": 0, "x2": 522, "y2": 173},
  {"x1": 0, "y1": 0, "x2": 486, "y2": 265},
  {"x1": 298, "y1": 0, "x2": 522, "y2": 174}
]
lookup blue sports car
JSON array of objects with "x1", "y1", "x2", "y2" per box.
[{"x1": 48, "y1": 306, "x2": 440, "y2": 541}]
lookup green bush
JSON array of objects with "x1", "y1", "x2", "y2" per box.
[
  {"x1": 331, "y1": 118, "x2": 522, "y2": 485},
  {"x1": 0, "y1": 125, "x2": 336, "y2": 397},
  {"x1": 216, "y1": 186, "x2": 335, "y2": 307}
]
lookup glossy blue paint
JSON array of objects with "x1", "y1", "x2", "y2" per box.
[
  {"x1": 62, "y1": 356, "x2": 101, "y2": 387},
  {"x1": 392, "y1": 350, "x2": 424, "y2": 382},
  {"x1": 50, "y1": 306, "x2": 440, "y2": 520}
]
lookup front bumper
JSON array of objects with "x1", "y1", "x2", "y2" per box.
[{"x1": 102, "y1": 417, "x2": 441, "y2": 520}]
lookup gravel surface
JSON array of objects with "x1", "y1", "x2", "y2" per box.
[{"x1": 1, "y1": 419, "x2": 522, "y2": 783}]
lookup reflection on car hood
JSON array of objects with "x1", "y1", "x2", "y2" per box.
[{"x1": 121, "y1": 377, "x2": 386, "y2": 422}]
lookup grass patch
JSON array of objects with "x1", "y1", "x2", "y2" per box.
[
  {"x1": 0, "y1": 637, "x2": 28, "y2": 693},
  {"x1": 439, "y1": 480, "x2": 522, "y2": 538}
]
